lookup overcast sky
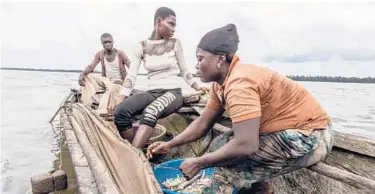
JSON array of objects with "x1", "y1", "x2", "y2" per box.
[{"x1": 2, "y1": 1, "x2": 375, "y2": 77}]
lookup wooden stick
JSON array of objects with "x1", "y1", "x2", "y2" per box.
[
  {"x1": 183, "y1": 90, "x2": 205, "y2": 98},
  {"x1": 308, "y1": 162, "x2": 375, "y2": 191},
  {"x1": 212, "y1": 123, "x2": 231, "y2": 133},
  {"x1": 183, "y1": 95, "x2": 201, "y2": 104},
  {"x1": 177, "y1": 107, "x2": 196, "y2": 113},
  {"x1": 186, "y1": 115, "x2": 231, "y2": 133}
]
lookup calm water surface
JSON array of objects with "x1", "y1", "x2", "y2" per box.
[{"x1": 1, "y1": 70, "x2": 375, "y2": 193}]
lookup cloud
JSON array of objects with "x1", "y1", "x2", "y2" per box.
[{"x1": 1, "y1": 2, "x2": 375, "y2": 77}]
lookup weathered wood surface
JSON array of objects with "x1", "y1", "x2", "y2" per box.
[
  {"x1": 67, "y1": 110, "x2": 119, "y2": 194},
  {"x1": 154, "y1": 113, "x2": 213, "y2": 162},
  {"x1": 333, "y1": 131, "x2": 375, "y2": 158},
  {"x1": 270, "y1": 156, "x2": 374, "y2": 193},
  {"x1": 269, "y1": 168, "x2": 370, "y2": 194},
  {"x1": 60, "y1": 110, "x2": 98, "y2": 194},
  {"x1": 309, "y1": 162, "x2": 375, "y2": 191},
  {"x1": 325, "y1": 146, "x2": 375, "y2": 180}
]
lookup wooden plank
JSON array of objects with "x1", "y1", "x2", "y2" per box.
[
  {"x1": 333, "y1": 131, "x2": 375, "y2": 158},
  {"x1": 325, "y1": 147, "x2": 375, "y2": 180},
  {"x1": 66, "y1": 111, "x2": 119, "y2": 194},
  {"x1": 308, "y1": 162, "x2": 375, "y2": 191},
  {"x1": 270, "y1": 168, "x2": 367, "y2": 194}
]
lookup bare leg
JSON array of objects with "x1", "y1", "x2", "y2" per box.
[
  {"x1": 133, "y1": 91, "x2": 183, "y2": 149},
  {"x1": 120, "y1": 129, "x2": 136, "y2": 143},
  {"x1": 114, "y1": 92, "x2": 155, "y2": 142},
  {"x1": 131, "y1": 124, "x2": 153, "y2": 149}
]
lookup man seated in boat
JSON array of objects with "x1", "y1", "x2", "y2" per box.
[
  {"x1": 113, "y1": 7, "x2": 206, "y2": 149},
  {"x1": 78, "y1": 33, "x2": 131, "y2": 115},
  {"x1": 148, "y1": 24, "x2": 334, "y2": 193}
]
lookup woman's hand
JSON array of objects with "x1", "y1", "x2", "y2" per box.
[
  {"x1": 146, "y1": 141, "x2": 173, "y2": 159},
  {"x1": 197, "y1": 87, "x2": 209, "y2": 93},
  {"x1": 179, "y1": 158, "x2": 203, "y2": 180},
  {"x1": 192, "y1": 82, "x2": 209, "y2": 93}
]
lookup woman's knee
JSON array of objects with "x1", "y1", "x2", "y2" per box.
[
  {"x1": 324, "y1": 125, "x2": 334, "y2": 153},
  {"x1": 169, "y1": 91, "x2": 183, "y2": 106},
  {"x1": 139, "y1": 108, "x2": 158, "y2": 128},
  {"x1": 209, "y1": 131, "x2": 233, "y2": 152},
  {"x1": 108, "y1": 84, "x2": 121, "y2": 93},
  {"x1": 114, "y1": 102, "x2": 133, "y2": 131},
  {"x1": 154, "y1": 91, "x2": 183, "y2": 117}
]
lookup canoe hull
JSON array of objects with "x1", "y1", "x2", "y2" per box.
[{"x1": 59, "y1": 91, "x2": 375, "y2": 194}]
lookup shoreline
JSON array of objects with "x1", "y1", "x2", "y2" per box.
[{"x1": 1, "y1": 67, "x2": 375, "y2": 84}]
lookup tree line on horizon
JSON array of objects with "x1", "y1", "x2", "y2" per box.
[
  {"x1": 186, "y1": 73, "x2": 375, "y2": 84},
  {"x1": 286, "y1": 75, "x2": 375, "y2": 84},
  {"x1": 2, "y1": 67, "x2": 374, "y2": 84}
]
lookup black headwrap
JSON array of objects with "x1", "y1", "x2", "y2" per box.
[{"x1": 197, "y1": 23, "x2": 239, "y2": 55}]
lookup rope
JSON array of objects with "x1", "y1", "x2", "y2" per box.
[
  {"x1": 49, "y1": 91, "x2": 75, "y2": 123},
  {"x1": 50, "y1": 90, "x2": 76, "y2": 170},
  {"x1": 58, "y1": 122, "x2": 63, "y2": 170}
]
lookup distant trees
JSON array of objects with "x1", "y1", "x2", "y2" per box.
[
  {"x1": 2, "y1": 68, "x2": 374, "y2": 84},
  {"x1": 178, "y1": 73, "x2": 375, "y2": 84},
  {"x1": 287, "y1": 75, "x2": 375, "y2": 84}
]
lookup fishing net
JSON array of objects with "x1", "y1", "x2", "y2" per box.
[{"x1": 66, "y1": 103, "x2": 163, "y2": 194}]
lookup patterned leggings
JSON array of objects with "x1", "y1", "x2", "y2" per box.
[{"x1": 114, "y1": 88, "x2": 183, "y2": 132}]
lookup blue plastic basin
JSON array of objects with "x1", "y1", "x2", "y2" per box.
[{"x1": 153, "y1": 159, "x2": 238, "y2": 194}]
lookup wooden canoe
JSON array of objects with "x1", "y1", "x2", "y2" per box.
[{"x1": 58, "y1": 90, "x2": 375, "y2": 194}]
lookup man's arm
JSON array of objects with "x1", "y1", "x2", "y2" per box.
[
  {"x1": 81, "y1": 51, "x2": 101, "y2": 77},
  {"x1": 78, "y1": 52, "x2": 101, "y2": 86},
  {"x1": 197, "y1": 117, "x2": 260, "y2": 168},
  {"x1": 169, "y1": 106, "x2": 225, "y2": 147}
]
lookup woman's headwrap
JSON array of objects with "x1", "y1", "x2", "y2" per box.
[{"x1": 197, "y1": 23, "x2": 239, "y2": 55}]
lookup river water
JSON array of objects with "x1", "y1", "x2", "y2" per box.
[{"x1": 1, "y1": 70, "x2": 375, "y2": 193}]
